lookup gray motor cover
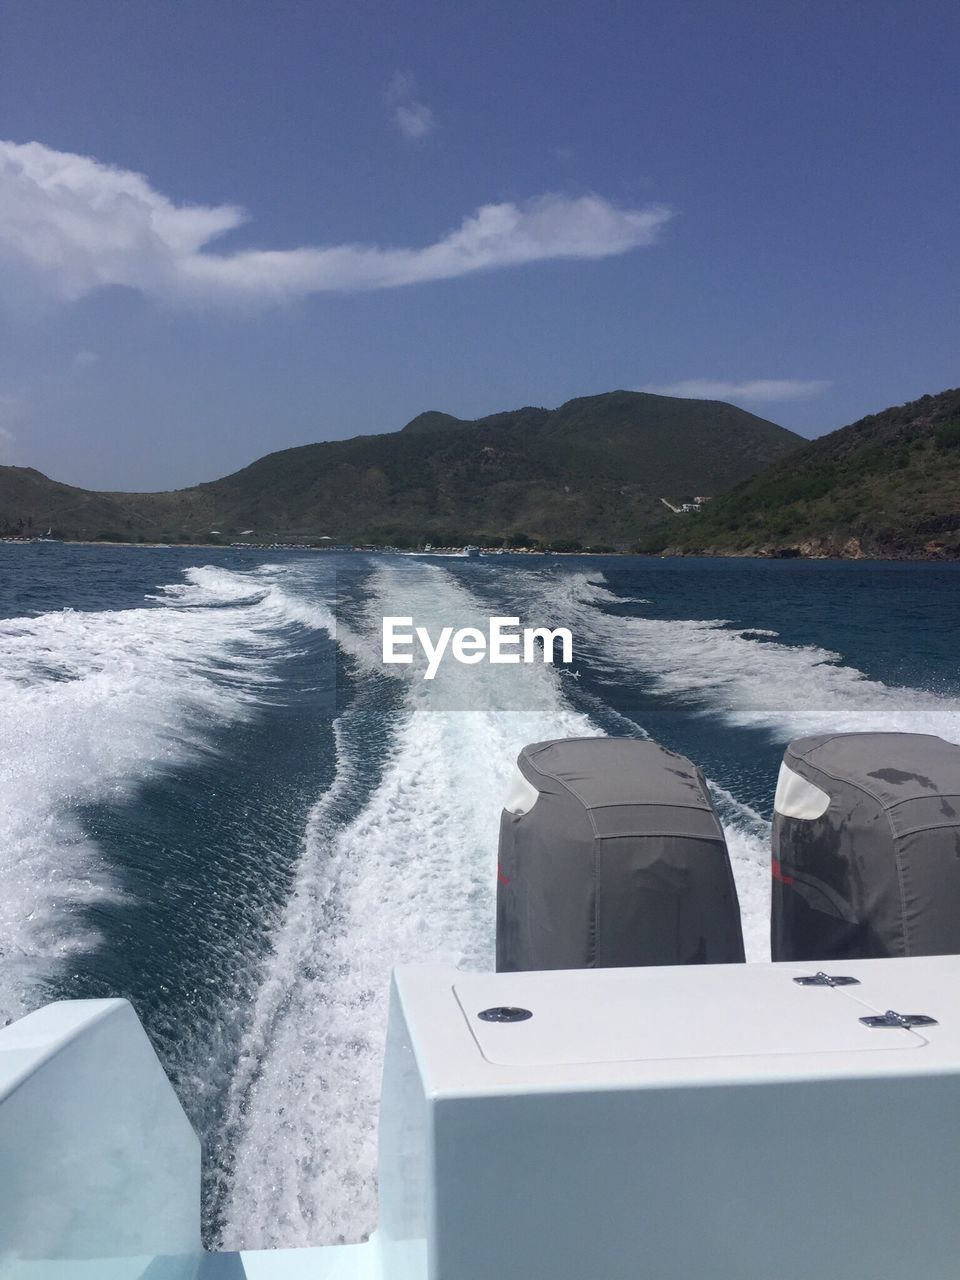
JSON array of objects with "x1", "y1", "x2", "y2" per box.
[
  {"x1": 771, "y1": 732, "x2": 960, "y2": 961},
  {"x1": 496, "y1": 737, "x2": 745, "y2": 972}
]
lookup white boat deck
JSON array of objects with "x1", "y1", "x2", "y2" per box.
[{"x1": 5, "y1": 957, "x2": 960, "y2": 1279}]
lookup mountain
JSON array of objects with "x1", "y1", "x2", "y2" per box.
[
  {"x1": 0, "y1": 466, "x2": 146, "y2": 540},
  {"x1": 646, "y1": 388, "x2": 960, "y2": 560},
  {"x1": 0, "y1": 391, "x2": 801, "y2": 549}
]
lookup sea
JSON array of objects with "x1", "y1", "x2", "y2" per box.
[{"x1": 2, "y1": 543, "x2": 960, "y2": 1250}]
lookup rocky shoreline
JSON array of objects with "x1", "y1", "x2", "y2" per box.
[{"x1": 660, "y1": 534, "x2": 960, "y2": 561}]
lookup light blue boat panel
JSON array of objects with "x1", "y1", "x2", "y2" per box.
[{"x1": 0, "y1": 1000, "x2": 200, "y2": 1277}]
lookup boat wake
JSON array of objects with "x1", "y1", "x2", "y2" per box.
[
  {"x1": 543, "y1": 572, "x2": 960, "y2": 742},
  {"x1": 0, "y1": 563, "x2": 335, "y2": 1026},
  {"x1": 217, "y1": 565, "x2": 599, "y2": 1248}
]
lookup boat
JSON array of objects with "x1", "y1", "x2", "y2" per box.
[
  {"x1": 3, "y1": 730, "x2": 960, "y2": 1278},
  {"x1": 462, "y1": 545, "x2": 480, "y2": 557},
  {"x1": 29, "y1": 528, "x2": 63, "y2": 544}
]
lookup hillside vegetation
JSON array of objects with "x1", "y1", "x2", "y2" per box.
[
  {"x1": 646, "y1": 388, "x2": 960, "y2": 560},
  {"x1": 0, "y1": 391, "x2": 799, "y2": 548}
]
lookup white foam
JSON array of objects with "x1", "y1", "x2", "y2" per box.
[
  {"x1": 0, "y1": 563, "x2": 335, "y2": 1024},
  {"x1": 218, "y1": 565, "x2": 599, "y2": 1250},
  {"x1": 708, "y1": 784, "x2": 772, "y2": 963},
  {"x1": 550, "y1": 572, "x2": 960, "y2": 743}
]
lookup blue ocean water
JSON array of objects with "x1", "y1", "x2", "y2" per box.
[{"x1": 2, "y1": 543, "x2": 959, "y2": 1248}]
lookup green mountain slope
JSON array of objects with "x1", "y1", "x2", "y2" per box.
[
  {"x1": 0, "y1": 391, "x2": 801, "y2": 548},
  {"x1": 647, "y1": 388, "x2": 960, "y2": 559},
  {"x1": 0, "y1": 467, "x2": 143, "y2": 540}
]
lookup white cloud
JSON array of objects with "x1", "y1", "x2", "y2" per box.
[
  {"x1": 385, "y1": 72, "x2": 435, "y2": 140},
  {"x1": 640, "y1": 378, "x2": 831, "y2": 404},
  {"x1": 0, "y1": 139, "x2": 673, "y2": 308},
  {"x1": 75, "y1": 349, "x2": 99, "y2": 367},
  {"x1": 395, "y1": 102, "x2": 434, "y2": 141}
]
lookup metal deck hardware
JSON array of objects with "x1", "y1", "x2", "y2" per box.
[
  {"x1": 478, "y1": 1006, "x2": 533, "y2": 1023},
  {"x1": 793, "y1": 971, "x2": 861, "y2": 987},
  {"x1": 859, "y1": 1010, "x2": 938, "y2": 1029}
]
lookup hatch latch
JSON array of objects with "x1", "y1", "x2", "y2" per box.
[
  {"x1": 859, "y1": 1009, "x2": 938, "y2": 1029},
  {"x1": 794, "y1": 971, "x2": 860, "y2": 987}
]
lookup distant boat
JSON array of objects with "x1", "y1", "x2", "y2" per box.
[{"x1": 463, "y1": 545, "x2": 480, "y2": 558}]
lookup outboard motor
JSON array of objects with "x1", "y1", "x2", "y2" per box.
[
  {"x1": 771, "y1": 731, "x2": 960, "y2": 961},
  {"x1": 497, "y1": 736, "x2": 745, "y2": 971}
]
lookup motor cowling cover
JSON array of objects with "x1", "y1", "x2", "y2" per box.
[
  {"x1": 497, "y1": 737, "x2": 745, "y2": 972},
  {"x1": 771, "y1": 732, "x2": 960, "y2": 961}
]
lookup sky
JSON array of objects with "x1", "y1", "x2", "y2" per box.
[{"x1": 0, "y1": 0, "x2": 957, "y2": 491}]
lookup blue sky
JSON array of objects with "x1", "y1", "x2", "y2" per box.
[{"x1": 0, "y1": 0, "x2": 957, "y2": 490}]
